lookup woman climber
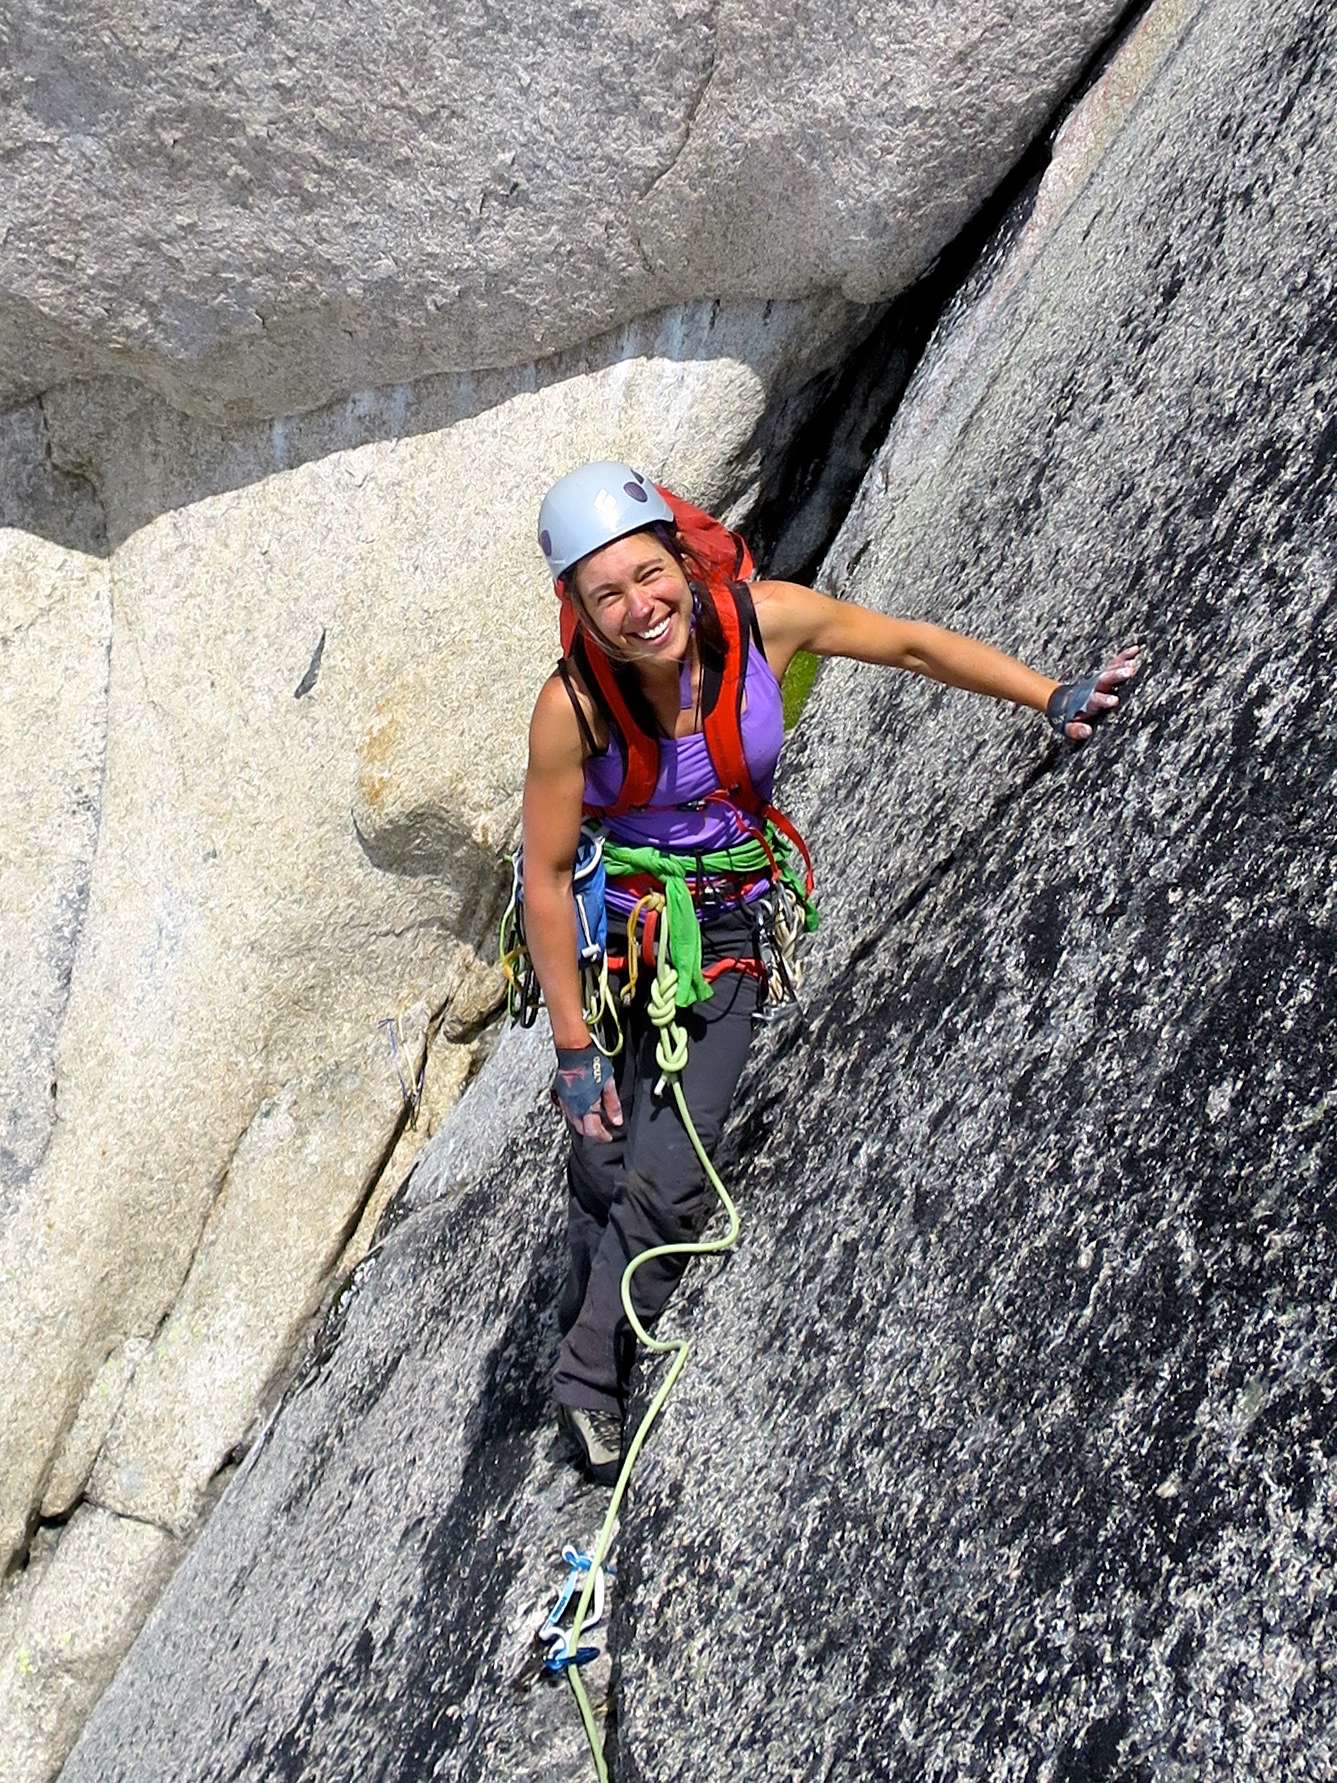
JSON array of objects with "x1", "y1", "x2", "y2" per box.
[{"x1": 519, "y1": 460, "x2": 1139, "y2": 1485}]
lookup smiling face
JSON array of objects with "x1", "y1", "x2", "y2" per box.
[{"x1": 568, "y1": 529, "x2": 692, "y2": 669}]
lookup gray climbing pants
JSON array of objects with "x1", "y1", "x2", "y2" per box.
[{"x1": 552, "y1": 904, "x2": 766, "y2": 1415}]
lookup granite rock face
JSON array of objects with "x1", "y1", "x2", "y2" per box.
[
  {"x1": 0, "y1": 405, "x2": 108, "y2": 1224},
  {"x1": 0, "y1": 292, "x2": 863, "y2": 1565},
  {"x1": 61, "y1": 1022, "x2": 610, "y2": 1783},
  {"x1": 618, "y1": 0, "x2": 1337, "y2": 1772},
  {"x1": 0, "y1": 1508, "x2": 180, "y2": 1783},
  {"x1": 58, "y1": 0, "x2": 1336, "y2": 1776},
  {"x1": 0, "y1": 0, "x2": 1127, "y2": 418}
]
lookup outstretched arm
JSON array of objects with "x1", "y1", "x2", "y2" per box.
[{"x1": 752, "y1": 579, "x2": 1139, "y2": 742}]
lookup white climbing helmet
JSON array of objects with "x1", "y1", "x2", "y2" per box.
[{"x1": 537, "y1": 461, "x2": 675, "y2": 582}]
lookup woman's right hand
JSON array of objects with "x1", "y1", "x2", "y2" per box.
[
  {"x1": 551, "y1": 1044, "x2": 625, "y2": 1142},
  {"x1": 1046, "y1": 642, "x2": 1143, "y2": 741},
  {"x1": 524, "y1": 674, "x2": 611, "y2": 1084}
]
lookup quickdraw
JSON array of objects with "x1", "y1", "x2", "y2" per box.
[
  {"x1": 538, "y1": 1544, "x2": 613, "y2": 1675},
  {"x1": 500, "y1": 826, "x2": 623, "y2": 1055},
  {"x1": 511, "y1": 1542, "x2": 615, "y2": 1697}
]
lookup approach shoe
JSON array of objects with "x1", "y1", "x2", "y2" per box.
[{"x1": 558, "y1": 1404, "x2": 623, "y2": 1487}]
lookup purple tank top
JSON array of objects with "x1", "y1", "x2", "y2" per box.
[{"x1": 585, "y1": 645, "x2": 785, "y2": 913}]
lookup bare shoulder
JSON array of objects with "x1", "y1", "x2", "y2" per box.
[
  {"x1": 748, "y1": 578, "x2": 832, "y2": 675},
  {"x1": 750, "y1": 579, "x2": 829, "y2": 624},
  {"x1": 530, "y1": 661, "x2": 605, "y2": 761},
  {"x1": 749, "y1": 577, "x2": 812, "y2": 607},
  {"x1": 524, "y1": 673, "x2": 589, "y2": 856}
]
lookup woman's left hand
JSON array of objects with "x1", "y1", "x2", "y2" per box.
[{"x1": 1046, "y1": 643, "x2": 1143, "y2": 742}]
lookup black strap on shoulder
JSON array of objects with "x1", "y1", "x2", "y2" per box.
[
  {"x1": 696, "y1": 577, "x2": 759, "y2": 725},
  {"x1": 730, "y1": 577, "x2": 768, "y2": 663},
  {"x1": 555, "y1": 654, "x2": 600, "y2": 761},
  {"x1": 568, "y1": 633, "x2": 667, "y2": 783},
  {"x1": 617, "y1": 658, "x2": 666, "y2": 742},
  {"x1": 697, "y1": 604, "x2": 723, "y2": 722},
  {"x1": 575, "y1": 630, "x2": 670, "y2": 746}
]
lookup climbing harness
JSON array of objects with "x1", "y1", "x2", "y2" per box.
[
  {"x1": 501, "y1": 817, "x2": 817, "y2": 1040},
  {"x1": 602, "y1": 820, "x2": 817, "y2": 1014}
]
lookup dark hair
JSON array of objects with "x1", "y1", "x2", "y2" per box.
[{"x1": 660, "y1": 526, "x2": 728, "y2": 659}]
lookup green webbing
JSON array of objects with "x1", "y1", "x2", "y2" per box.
[
  {"x1": 601, "y1": 829, "x2": 818, "y2": 1010},
  {"x1": 602, "y1": 844, "x2": 706, "y2": 1004}
]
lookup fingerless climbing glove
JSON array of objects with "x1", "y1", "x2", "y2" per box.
[
  {"x1": 552, "y1": 1045, "x2": 612, "y2": 1122},
  {"x1": 1045, "y1": 673, "x2": 1102, "y2": 738}
]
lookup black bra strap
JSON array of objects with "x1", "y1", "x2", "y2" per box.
[
  {"x1": 555, "y1": 655, "x2": 601, "y2": 761},
  {"x1": 730, "y1": 577, "x2": 768, "y2": 662}
]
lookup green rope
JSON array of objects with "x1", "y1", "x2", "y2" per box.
[
  {"x1": 559, "y1": 895, "x2": 741, "y2": 1781},
  {"x1": 526, "y1": 819, "x2": 817, "y2": 1776},
  {"x1": 601, "y1": 827, "x2": 818, "y2": 1010}
]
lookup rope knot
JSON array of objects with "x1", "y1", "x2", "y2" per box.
[{"x1": 646, "y1": 964, "x2": 687, "y2": 1085}]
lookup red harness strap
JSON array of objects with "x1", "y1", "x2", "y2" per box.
[
  {"x1": 703, "y1": 956, "x2": 766, "y2": 983},
  {"x1": 758, "y1": 802, "x2": 816, "y2": 897},
  {"x1": 701, "y1": 588, "x2": 760, "y2": 814},
  {"x1": 606, "y1": 952, "x2": 764, "y2": 983},
  {"x1": 558, "y1": 606, "x2": 658, "y2": 815},
  {"x1": 640, "y1": 905, "x2": 659, "y2": 964}
]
